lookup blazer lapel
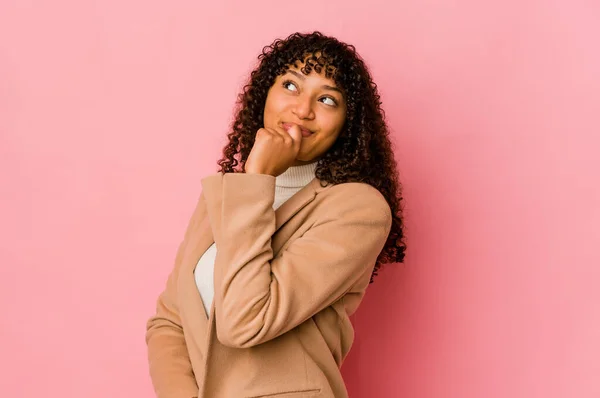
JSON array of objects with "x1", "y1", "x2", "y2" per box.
[{"x1": 176, "y1": 201, "x2": 215, "y2": 354}]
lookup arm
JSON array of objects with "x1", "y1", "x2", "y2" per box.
[
  {"x1": 145, "y1": 198, "x2": 206, "y2": 398},
  {"x1": 201, "y1": 172, "x2": 392, "y2": 349}
]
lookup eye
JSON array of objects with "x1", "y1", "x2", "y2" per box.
[
  {"x1": 282, "y1": 80, "x2": 298, "y2": 92},
  {"x1": 319, "y1": 96, "x2": 337, "y2": 106}
]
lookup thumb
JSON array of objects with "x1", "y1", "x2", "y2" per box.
[{"x1": 287, "y1": 124, "x2": 303, "y2": 149}]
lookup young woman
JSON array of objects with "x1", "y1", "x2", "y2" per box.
[{"x1": 146, "y1": 31, "x2": 406, "y2": 398}]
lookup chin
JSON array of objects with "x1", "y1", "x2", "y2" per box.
[
  {"x1": 296, "y1": 155, "x2": 319, "y2": 164},
  {"x1": 296, "y1": 150, "x2": 312, "y2": 161}
]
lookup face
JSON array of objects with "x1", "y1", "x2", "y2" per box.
[{"x1": 263, "y1": 64, "x2": 347, "y2": 166}]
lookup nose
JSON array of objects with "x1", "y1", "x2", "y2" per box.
[{"x1": 291, "y1": 94, "x2": 315, "y2": 120}]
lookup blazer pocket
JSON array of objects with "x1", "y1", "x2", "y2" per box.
[{"x1": 246, "y1": 388, "x2": 321, "y2": 398}]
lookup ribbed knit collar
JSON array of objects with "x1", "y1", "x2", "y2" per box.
[{"x1": 275, "y1": 162, "x2": 318, "y2": 188}]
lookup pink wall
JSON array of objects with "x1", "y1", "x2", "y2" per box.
[{"x1": 1, "y1": 0, "x2": 598, "y2": 397}]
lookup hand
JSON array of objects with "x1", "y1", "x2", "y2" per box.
[{"x1": 245, "y1": 124, "x2": 302, "y2": 177}]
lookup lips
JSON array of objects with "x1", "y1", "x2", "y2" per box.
[{"x1": 281, "y1": 122, "x2": 314, "y2": 138}]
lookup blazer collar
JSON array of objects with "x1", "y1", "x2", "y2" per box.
[{"x1": 190, "y1": 176, "x2": 329, "y2": 256}]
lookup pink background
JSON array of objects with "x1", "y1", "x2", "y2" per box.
[{"x1": 1, "y1": 0, "x2": 599, "y2": 397}]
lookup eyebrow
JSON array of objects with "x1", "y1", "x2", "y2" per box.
[{"x1": 287, "y1": 69, "x2": 344, "y2": 95}]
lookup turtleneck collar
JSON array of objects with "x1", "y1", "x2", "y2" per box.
[{"x1": 275, "y1": 162, "x2": 318, "y2": 188}]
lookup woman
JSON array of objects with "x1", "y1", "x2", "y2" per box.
[{"x1": 146, "y1": 31, "x2": 406, "y2": 398}]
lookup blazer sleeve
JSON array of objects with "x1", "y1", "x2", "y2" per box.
[
  {"x1": 201, "y1": 172, "x2": 392, "y2": 349},
  {"x1": 145, "y1": 197, "x2": 206, "y2": 398}
]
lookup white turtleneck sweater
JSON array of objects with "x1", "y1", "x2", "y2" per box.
[{"x1": 194, "y1": 161, "x2": 318, "y2": 316}]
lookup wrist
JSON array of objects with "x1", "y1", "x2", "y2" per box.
[{"x1": 245, "y1": 167, "x2": 273, "y2": 176}]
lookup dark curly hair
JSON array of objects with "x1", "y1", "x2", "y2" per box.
[{"x1": 217, "y1": 31, "x2": 406, "y2": 282}]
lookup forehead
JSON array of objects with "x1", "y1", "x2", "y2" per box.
[
  {"x1": 281, "y1": 55, "x2": 342, "y2": 90},
  {"x1": 283, "y1": 65, "x2": 336, "y2": 84}
]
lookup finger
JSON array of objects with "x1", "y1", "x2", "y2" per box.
[
  {"x1": 264, "y1": 127, "x2": 284, "y2": 138},
  {"x1": 269, "y1": 125, "x2": 298, "y2": 145},
  {"x1": 265, "y1": 127, "x2": 293, "y2": 145},
  {"x1": 286, "y1": 124, "x2": 302, "y2": 151}
]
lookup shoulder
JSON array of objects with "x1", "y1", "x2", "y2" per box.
[{"x1": 315, "y1": 181, "x2": 392, "y2": 223}]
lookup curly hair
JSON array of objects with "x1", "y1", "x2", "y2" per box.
[{"x1": 217, "y1": 31, "x2": 406, "y2": 282}]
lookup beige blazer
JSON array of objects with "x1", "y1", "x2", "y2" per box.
[{"x1": 146, "y1": 172, "x2": 392, "y2": 398}]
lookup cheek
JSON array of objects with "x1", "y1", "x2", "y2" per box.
[
  {"x1": 320, "y1": 113, "x2": 345, "y2": 138},
  {"x1": 263, "y1": 89, "x2": 281, "y2": 120},
  {"x1": 265, "y1": 90, "x2": 288, "y2": 114},
  {"x1": 312, "y1": 119, "x2": 344, "y2": 153},
  {"x1": 263, "y1": 94, "x2": 275, "y2": 121}
]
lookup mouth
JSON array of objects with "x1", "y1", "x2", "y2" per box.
[{"x1": 281, "y1": 122, "x2": 314, "y2": 138}]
